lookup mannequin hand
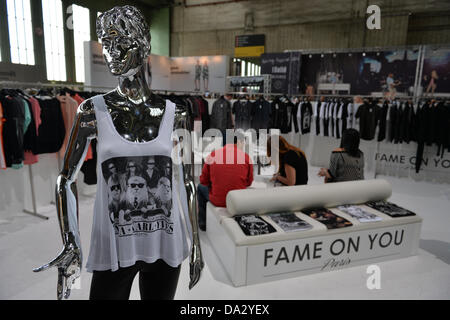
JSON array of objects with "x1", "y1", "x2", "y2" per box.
[
  {"x1": 188, "y1": 242, "x2": 204, "y2": 290},
  {"x1": 33, "y1": 239, "x2": 81, "y2": 300}
]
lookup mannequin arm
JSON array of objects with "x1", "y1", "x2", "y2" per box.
[
  {"x1": 33, "y1": 100, "x2": 97, "y2": 299},
  {"x1": 174, "y1": 104, "x2": 204, "y2": 289}
]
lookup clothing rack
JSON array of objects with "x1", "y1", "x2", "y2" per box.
[
  {"x1": 0, "y1": 81, "x2": 113, "y2": 220},
  {"x1": 0, "y1": 81, "x2": 114, "y2": 91},
  {"x1": 3, "y1": 81, "x2": 444, "y2": 220}
]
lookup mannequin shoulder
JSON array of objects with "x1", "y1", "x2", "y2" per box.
[
  {"x1": 75, "y1": 98, "x2": 97, "y2": 131},
  {"x1": 77, "y1": 98, "x2": 96, "y2": 115}
]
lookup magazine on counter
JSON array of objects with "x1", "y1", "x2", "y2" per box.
[
  {"x1": 267, "y1": 212, "x2": 313, "y2": 232},
  {"x1": 301, "y1": 208, "x2": 353, "y2": 229},
  {"x1": 365, "y1": 201, "x2": 416, "y2": 218},
  {"x1": 337, "y1": 204, "x2": 382, "y2": 222},
  {"x1": 234, "y1": 215, "x2": 277, "y2": 236}
]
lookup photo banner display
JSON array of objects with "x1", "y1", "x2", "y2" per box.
[
  {"x1": 420, "y1": 48, "x2": 450, "y2": 94},
  {"x1": 84, "y1": 41, "x2": 228, "y2": 93},
  {"x1": 260, "y1": 52, "x2": 301, "y2": 95},
  {"x1": 170, "y1": 55, "x2": 229, "y2": 93},
  {"x1": 299, "y1": 49, "x2": 419, "y2": 96}
]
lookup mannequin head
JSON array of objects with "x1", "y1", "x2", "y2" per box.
[{"x1": 97, "y1": 5, "x2": 151, "y2": 76}]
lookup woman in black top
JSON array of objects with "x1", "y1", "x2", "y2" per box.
[
  {"x1": 267, "y1": 136, "x2": 308, "y2": 186},
  {"x1": 318, "y1": 129, "x2": 364, "y2": 183}
]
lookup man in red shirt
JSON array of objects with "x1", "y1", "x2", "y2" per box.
[{"x1": 198, "y1": 132, "x2": 253, "y2": 231}]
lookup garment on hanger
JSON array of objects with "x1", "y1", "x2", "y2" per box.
[
  {"x1": 322, "y1": 101, "x2": 330, "y2": 137},
  {"x1": 23, "y1": 97, "x2": 39, "y2": 165},
  {"x1": 232, "y1": 99, "x2": 252, "y2": 130},
  {"x1": 284, "y1": 96, "x2": 296, "y2": 134},
  {"x1": 210, "y1": 96, "x2": 232, "y2": 132},
  {"x1": 11, "y1": 97, "x2": 32, "y2": 169},
  {"x1": 35, "y1": 97, "x2": 66, "y2": 154},
  {"x1": 57, "y1": 93, "x2": 80, "y2": 157},
  {"x1": 291, "y1": 99, "x2": 299, "y2": 133},
  {"x1": 270, "y1": 96, "x2": 290, "y2": 133},
  {"x1": 377, "y1": 101, "x2": 389, "y2": 142},
  {"x1": 402, "y1": 102, "x2": 415, "y2": 144},
  {"x1": 354, "y1": 100, "x2": 379, "y2": 141},
  {"x1": 86, "y1": 95, "x2": 190, "y2": 272},
  {"x1": 297, "y1": 100, "x2": 313, "y2": 135},
  {"x1": 414, "y1": 101, "x2": 433, "y2": 173},
  {"x1": 314, "y1": 100, "x2": 322, "y2": 136},
  {"x1": 436, "y1": 101, "x2": 450, "y2": 157},
  {"x1": 193, "y1": 96, "x2": 210, "y2": 133},
  {"x1": 336, "y1": 100, "x2": 351, "y2": 139},
  {"x1": 0, "y1": 92, "x2": 25, "y2": 167},
  {"x1": 251, "y1": 97, "x2": 271, "y2": 132},
  {"x1": 387, "y1": 101, "x2": 397, "y2": 142},
  {"x1": 329, "y1": 100, "x2": 337, "y2": 138}
]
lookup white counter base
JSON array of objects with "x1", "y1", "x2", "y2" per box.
[{"x1": 207, "y1": 202, "x2": 422, "y2": 287}]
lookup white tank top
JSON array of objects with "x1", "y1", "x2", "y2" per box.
[{"x1": 86, "y1": 95, "x2": 190, "y2": 272}]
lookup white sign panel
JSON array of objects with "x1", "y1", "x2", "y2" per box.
[
  {"x1": 84, "y1": 42, "x2": 227, "y2": 94},
  {"x1": 246, "y1": 222, "x2": 421, "y2": 285},
  {"x1": 374, "y1": 142, "x2": 450, "y2": 182},
  {"x1": 170, "y1": 55, "x2": 228, "y2": 93},
  {"x1": 149, "y1": 54, "x2": 171, "y2": 90}
]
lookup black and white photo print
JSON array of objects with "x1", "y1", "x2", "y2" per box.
[
  {"x1": 102, "y1": 155, "x2": 174, "y2": 237},
  {"x1": 365, "y1": 201, "x2": 416, "y2": 218},
  {"x1": 337, "y1": 204, "x2": 382, "y2": 222},
  {"x1": 267, "y1": 212, "x2": 313, "y2": 232},
  {"x1": 234, "y1": 215, "x2": 276, "y2": 236}
]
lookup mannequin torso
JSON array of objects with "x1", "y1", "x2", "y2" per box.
[{"x1": 33, "y1": 5, "x2": 203, "y2": 300}]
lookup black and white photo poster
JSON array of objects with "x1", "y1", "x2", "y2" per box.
[
  {"x1": 102, "y1": 155, "x2": 173, "y2": 237},
  {"x1": 365, "y1": 201, "x2": 416, "y2": 218},
  {"x1": 267, "y1": 212, "x2": 313, "y2": 232},
  {"x1": 234, "y1": 215, "x2": 276, "y2": 236},
  {"x1": 337, "y1": 205, "x2": 382, "y2": 223}
]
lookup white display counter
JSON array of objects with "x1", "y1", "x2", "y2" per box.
[{"x1": 206, "y1": 179, "x2": 422, "y2": 286}]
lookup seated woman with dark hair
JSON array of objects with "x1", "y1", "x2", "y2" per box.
[
  {"x1": 318, "y1": 129, "x2": 365, "y2": 183},
  {"x1": 267, "y1": 135, "x2": 308, "y2": 186}
]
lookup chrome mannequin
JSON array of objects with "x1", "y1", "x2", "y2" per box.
[{"x1": 34, "y1": 5, "x2": 204, "y2": 299}]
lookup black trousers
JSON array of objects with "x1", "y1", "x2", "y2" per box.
[{"x1": 89, "y1": 259, "x2": 181, "y2": 300}]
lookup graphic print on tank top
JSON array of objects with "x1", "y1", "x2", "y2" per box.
[{"x1": 102, "y1": 155, "x2": 174, "y2": 237}]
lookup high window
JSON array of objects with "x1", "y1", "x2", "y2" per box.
[
  {"x1": 6, "y1": 0, "x2": 35, "y2": 65},
  {"x1": 72, "y1": 4, "x2": 90, "y2": 82},
  {"x1": 41, "y1": 0, "x2": 66, "y2": 81}
]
